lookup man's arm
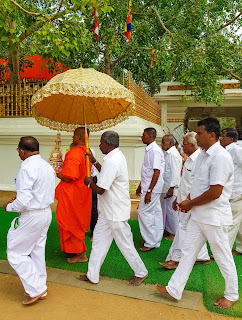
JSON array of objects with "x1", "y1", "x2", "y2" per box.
[
  {"x1": 86, "y1": 151, "x2": 102, "y2": 172},
  {"x1": 144, "y1": 169, "x2": 160, "y2": 204},
  {"x1": 56, "y1": 172, "x2": 72, "y2": 183},
  {"x1": 84, "y1": 176, "x2": 105, "y2": 195},
  {"x1": 178, "y1": 185, "x2": 223, "y2": 212}
]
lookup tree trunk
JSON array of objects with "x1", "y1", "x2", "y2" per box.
[
  {"x1": 104, "y1": 48, "x2": 111, "y2": 75},
  {"x1": 8, "y1": 18, "x2": 21, "y2": 85}
]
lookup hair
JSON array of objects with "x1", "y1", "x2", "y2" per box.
[
  {"x1": 163, "y1": 134, "x2": 176, "y2": 146},
  {"x1": 74, "y1": 127, "x2": 88, "y2": 137},
  {"x1": 222, "y1": 127, "x2": 235, "y2": 133},
  {"x1": 102, "y1": 131, "x2": 119, "y2": 148},
  {"x1": 184, "y1": 132, "x2": 198, "y2": 149},
  {"x1": 197, "y1": 118, "x2": 220, "y2": 140},
  {"x1": 144, "y1": 127, "x2": 157, "y2": 139},
  {"x1": 226, "y1": 130, "x2": 238, "y2": 142},
  {"x1": 18, "y1": 136, "x2": 39, "y2": 152}
]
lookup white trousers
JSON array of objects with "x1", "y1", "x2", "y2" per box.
[
  {"x1": 228, "y1": 196, "x2": 242, "y2": 250},
  {"x1": 138, "y1": 193, "x2": 163, "y2": 248},
  {"x1": 166, "y1": 218, "x2": 239, "y2": 302},
  {"x1": 87, "y1": 215, "x2": 148, "y2": 283},
  {"x1": 7, "y1": 207, "x2": 52, "y2": 297},
  {"x1": 166, "y1": 211, "x2": 210, "y2": 262},
  {"x1": 160, "y1": 194, "x2": 179, "y2": 235}
]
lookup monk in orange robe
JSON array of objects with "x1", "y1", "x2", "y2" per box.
[{"x1": 55, "y1": 127, "x2": 92, "y2": 263}]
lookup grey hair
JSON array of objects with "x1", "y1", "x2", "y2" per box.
[
  {"x1": 184, "y1": 132, "x2": 198, "y2": 149},
  {"x1": 102, "y1": 131, "x2": 119, "y2": 148},
  {"x1": 164, "y1": 134, "x2": 176, "y2": 146}
]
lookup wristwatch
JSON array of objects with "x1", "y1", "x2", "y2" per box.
[{"x1": 147, "y1": 189, "x2": 152, "y2": 193}]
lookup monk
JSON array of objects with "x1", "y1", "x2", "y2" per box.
[{"x1": 55, "y1": 127, "x2": 92, "y2": 263}]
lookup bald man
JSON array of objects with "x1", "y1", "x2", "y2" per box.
[{"x1": 56, "y1": 127, "x2": 92, "y2": 263}]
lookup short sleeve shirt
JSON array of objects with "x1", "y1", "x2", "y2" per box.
[
  {"x1": 190, "y1": 142, "x2": 234, "y2": 226},
  {"x1": 97, "y1": 148, "x2": 131, "y2": 221},
  {"x1": 141, "y1": 141, "x2": 164, "y2": 193}
]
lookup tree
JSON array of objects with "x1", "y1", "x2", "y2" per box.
[{"x1": 0, "y1": 0, "x2": 111, "y2": 85}]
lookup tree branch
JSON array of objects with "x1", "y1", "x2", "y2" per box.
[
  {"x1": 9, "y1": 0, "x2": 47, "y2": 18},
  {"x1": 110, "y1": 53, "x2": 126, "y2": 69},
  {"x1": 216, "y1": 11, "x2": 242, "y2": 32},
  {"x1": 152, "y1": 7, "x2": 173, "y2": 38},
  {"x1": 222, "y1": 66, "x2": 242, "y2": 81}
]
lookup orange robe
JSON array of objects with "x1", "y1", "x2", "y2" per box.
[{"x1": 55, "y1": 146, "x2": 92, "y2": 253}]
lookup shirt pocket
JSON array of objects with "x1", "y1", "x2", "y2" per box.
[{"x1": 197, "y1": 167, "x2": 210, "y2": 182}]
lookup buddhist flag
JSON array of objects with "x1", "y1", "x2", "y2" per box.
[
  {"x1": 92, "y1": 7, "x2": 99, "y2": 40},
  {"x1": 124, "y1": 1, "x2": 132, "y2": 42},
  {"x1": 150, "y1": 49, "x2": 156, "y2": 68}
]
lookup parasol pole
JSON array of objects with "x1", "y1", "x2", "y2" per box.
[{"x1": 84, "y1": 102, "x2": 91, "y2": 177}]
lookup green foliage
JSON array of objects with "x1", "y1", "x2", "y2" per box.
[{"x1": 219, "y1": 117, "x2": 236, "y2": 130}]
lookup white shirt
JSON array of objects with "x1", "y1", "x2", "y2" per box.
[
  {"x1": 141, "y1": 141, "x2": 164, "y2": 193},
  {"x1": 90, "y1": 148, "x2": 97, "y2": 177},
  {"x1": 190, "y1": 142, "x2": 234, "y2": 226},
  {"x1": 176, "y1": 148, "x2": 201, "y2": 203},
  {"x1": 162, "y1": 146, "x2": 182, "y2": 194},
  {"x1": 226, "y1": 142, "x2": 242, "y2": 199},
  {"x1": 97, "y1": 148, "x2": 131, "y2": 221},
  {"x1": 7, "y1": 154, "x2": 55, "y2": 213}
]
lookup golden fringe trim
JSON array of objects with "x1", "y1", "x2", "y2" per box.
[{"x1": 32, "y1": 103, "x2": 135, "y2": 132}]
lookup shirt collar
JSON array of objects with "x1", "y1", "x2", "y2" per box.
[
  {"x1": 189, "y1": 148, "x2": 200, "y2": 161},
  {"x1": 166, "y1": 145, "x2": 176, "y2": 154},
  {"x1": 206, "y1": 141, "x2": 220, "y2": 156},
  {"x1": 226, "y1": 142, "x2": 236, "y2": 151},
  {"x1": 103, "y1": 148, "x2": 120, "y2": 160},
  {"x1": 22, "y1": 154, "x2": 41, "y2": 166},
  {"x1": 145, "y1": 141, "x2": 156, "y2": 152}
]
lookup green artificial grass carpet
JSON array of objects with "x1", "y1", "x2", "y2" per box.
[{"x1": 0, "y1": 209, "x2": 241, "y2": 317}]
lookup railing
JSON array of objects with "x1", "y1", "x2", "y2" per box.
[
  {"x1": 0, "y1": 80, "x2": 47, "y2": 117},
  {"x1": 126, "y1": 72, "x2": 161, "y2": 125},
  {"x1": 1, "y1": 73, "x2": 161, "y2": 126}
]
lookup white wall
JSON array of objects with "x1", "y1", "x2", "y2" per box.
[{"x1": 0, "y1": 117, "x2": 166, "y2": 190}]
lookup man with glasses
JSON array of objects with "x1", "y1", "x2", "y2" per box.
[
  {"x1": 220, "y1": 128, "x2": 242, "y2": 256},
  {"x1": 159, "y1": 132, "x2": 210, "y2": 269},
  {"x1": 3, "y1": 136, "x2": 55, "y2": 305}
]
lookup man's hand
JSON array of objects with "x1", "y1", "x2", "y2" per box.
[
  {"x1": 144, "y1": 192, "x2": 151, "y2": 204},
  {"x1": 178, "y1": 200, "x2": 192, "y2": 213},
  {"x1": 84, "y1": 176, "x2": 93, "y2": 186},
  {"x1": 136, "y1": 184, "x2": 141, "y2": 196},
  {"x1": 85, "y1": 151, "x2": 96, "y2": 164},
  {"x1": 172, "y1": 198, "x2": 178, "y2": 211},
  {"x1": 56, "y1": 172, "x2": 62, "y2": 179},
  {"x1": 3, "y1": 197, "x2": 15, "y2": 212},
  {"x1": 164, "y1": 187, "x2": 174, "y2": 199}
]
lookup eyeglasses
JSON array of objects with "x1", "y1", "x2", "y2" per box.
[{"x1": 182, "y1": 142, "x2": 192, "y2": 146}]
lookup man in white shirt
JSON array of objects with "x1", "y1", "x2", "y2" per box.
[
  {"x1": 136, "y1": 128, "x2": 165, "y2": 252},
  {"x1": 155, "y1": 118, "x2": 239, "y2": 310},
  {"x1": 160, "y1": 134, "x2": 182, "y2": 240},
  {"x1": 220, "y1": 128, "x2": 242, "y2": 255},
  {"x1": 159, "y1": 132, "x2": 210, "y2": 269},
  {"x1": 77, "y1": 131, "x2": 148, "y2": 286},
  {"x1": 3, "y1": 136, "x2": 55, "y2": 305}
]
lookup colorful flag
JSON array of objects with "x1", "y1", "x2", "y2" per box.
[
  {"x1": 124, "y1": 1, "x2": 132, "y2": 42},
  {"x1": 150, "y1": 49, "x2": 156, "y2": 68},
  {"x1": 92, "y1": 7, "x2": 99, "y2": 40}
]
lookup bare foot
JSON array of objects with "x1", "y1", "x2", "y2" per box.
[
  {"x1": 24, "y1": 292, "x2": 46, "y2": 300},
  {"x1": 155, "y1": 284, "x2": 168, "y2": 294},
  {"x1": 67, "y1": 252, "x2": 88, "y2": 263},
  {"x1": 90, "y1": 236, "x2": 93, "y2": 242},
  {"x1": 194, "y1": 259, "x2": 211, "y2": 265},
  {"x1": 163, "y1": 261, "x2": 179, "y2": 270},
  {"x1": 128, "y1": 274, "x2": 148, "y2": 286},
  {"x1": 76, "y1": 274, "x2": 96, "y2": 284},
  {"x1": 232, "y1": 250, "x2": 242, "y2": 255},
  {"x1": 164, "y1": 234, "x2": 175, "y2": 241},
  {"x1": 140, "y1": 246, "x2": 155, "y2": 252},
  {"x1": 23, "y1": 289, "x2": 47, "y2": 305},
  {"x1": 214, "y1": 297, "x2": 237, "y2": 309}
]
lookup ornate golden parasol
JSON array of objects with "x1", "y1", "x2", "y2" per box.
[
  {"x1": 31, "y1": 68, "x2": 135, "y2": 132},
  {"x1": 31, "y1": 67, "x2": 135, "y2": 176}
]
